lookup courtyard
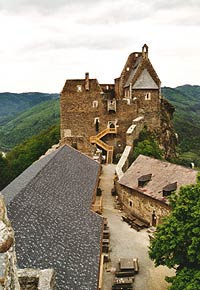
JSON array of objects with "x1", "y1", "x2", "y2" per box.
[{"x1": 100, "y1": 164, "x2": 174, "y2": 290}]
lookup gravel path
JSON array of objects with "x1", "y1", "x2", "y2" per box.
[{"x1": 100, "y1": 164, "x2": 174, "y2": 290}]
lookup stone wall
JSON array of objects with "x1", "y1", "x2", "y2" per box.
[
  {"x1": 18, "y1": 269, "x2": 55, "y2": 290},
  {"x1": 60, "y1": 80, "x2": 161, "y2": 156},
  {"x1": 116, "y1": 185, "x2": 170, "y2": 226},
  {"x1": 0, "y1": 195, "x2": 20, "y2": 290}
]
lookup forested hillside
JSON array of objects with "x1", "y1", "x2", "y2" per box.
[
  {"x1": 0, "y1": 98, "x2": 60, "y2": 150},
  {"x1": 0, "y1": 92, "x2": 59, "y2": 125},
  {"x1": 162, "y1": 85, "x2": 200, "y2": 167},
  {"x1": 0, "y1": 124, "x2": 60, "y2": 190}
]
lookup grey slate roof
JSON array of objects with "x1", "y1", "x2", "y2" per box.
[
  {"x1": 124, "y1": 56, "x2": 142, "y2": 87},
  {"x1": 132, "y1": 69, "x2": 159, "y2": 89},
  {"x1": 3, "y1": 150, "x2": 58, "y2": 205},
  {"x1": 2, "y1": 145, "x2": 103, "y2": 290}
]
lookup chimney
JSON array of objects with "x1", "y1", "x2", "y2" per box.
[
  {"x1": 85, "y1": 72, "x2": 89, "y2": 91},
  {"x1": 142, "y1": 44, "x2": 148, "y2": 59}
]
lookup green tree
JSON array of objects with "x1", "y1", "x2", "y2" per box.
[
  {"x1": 2, "y1": 124, "x2": 60, "y2": 188},
  {"x1": 0, "y1": 152, "x2": 10, "y2": 190},
  {"x1": 133, "y1": 139, "x2": 163, "y2": 160},
  {"x1": 166, "y1": 268, "x2": 200, "y2": 290},
  {"x1": 149, "y1": 183, "x2": 200, "y2": 289}
]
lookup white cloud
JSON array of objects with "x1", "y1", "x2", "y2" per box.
[{"x1": 0, "y1": 0, "x2": 199, "y2": 92}]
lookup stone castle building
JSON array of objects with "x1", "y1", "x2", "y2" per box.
[
  {"x1": 60, "y1": 44, "x2": 176, "y2": 163},
  {"x1": 116, "y1": 155, "x2": 198, "y2": 226}
]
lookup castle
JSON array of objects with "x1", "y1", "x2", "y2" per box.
[{"x1": 60, "y1": 44, "x2": 176, "y2": 163}]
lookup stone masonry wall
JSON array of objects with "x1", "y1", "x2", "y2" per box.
[
  {"x1": 60, "y1": 80, "x2": 161, "y2": 155},
  {"x1": 116, "y1": 185, "x2": 170, "y2": 226},
  {"x1": 0, "y1": 195, "x2": 20, "y2": 290}
]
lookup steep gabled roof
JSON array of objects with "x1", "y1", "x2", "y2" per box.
[
  {"x1": 132, "y1": 69, "x2": 159, "y2": 89},
  {"x1": 119, "y1": 155, "x2": 197, "y2": 204},
  {"x1": 121, "y1": 45, "x2": 161, "y2": 90},
  {"x1": 2, "y1": 145, "x2": 103, "y2": 290}
]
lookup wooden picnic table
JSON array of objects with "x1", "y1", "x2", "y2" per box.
[{"x1": 119, "y1": 258, "x2": 134, "y2": 271}]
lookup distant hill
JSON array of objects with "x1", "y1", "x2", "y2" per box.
[
  {"x1": 0, "y1": 92, "x2": 59, "y2": 125},
  {"x1": 0, "y1": 99, "x2": 60, "y2": 150},
  {"x1": 162, "y1": 85, "x2": 200, "y2": 167}
]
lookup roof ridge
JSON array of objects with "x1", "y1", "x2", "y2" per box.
[{"x1": 137, "y1": 154, "x2": 198, "y2": 172}]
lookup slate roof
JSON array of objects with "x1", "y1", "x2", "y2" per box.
[
  {"x1": 124, "y1": 56, "x2": 142, "y2": 87},
  {"x1": 2, "y1": 145, "x2": 103, "y2": 290},
  {"x1": 123, "y1": 48, "x2": 161, "y2": 89},
  {"x1": 119, "y1": 155, "x2": 198, "y2": 204},
  {"x1": 132, "y1": 69, "x2": 159, "y2": 89}
]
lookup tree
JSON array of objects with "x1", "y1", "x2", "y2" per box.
[
  {"x1": 0, "y1": 152, "x2": 10, "y2": 190},
  {"x1": 166, "y1": 268, "x2": 200, "y2": 290},
  {"x1": 1, "y1": 124, "x2": 60, "y2": 188},
  {"x1": 133, "y1": 139, "x2": 163, "y2": 160},
  {"x1": 149, "y1": 183, "x2": 200, "y2": 289}
]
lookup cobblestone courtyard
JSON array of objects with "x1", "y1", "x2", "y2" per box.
[{"x1": 100, "y1": 164, "x2": 174, "y2": 290}]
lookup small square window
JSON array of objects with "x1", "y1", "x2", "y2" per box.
[
  {"x1": 77, "y1": 85, "x2": 82, "y2": 92},
  {"x1": 145, "y1": 93, "x2": 151, "y2": 100},
  {"x1": 93, "y1": 101, "x2": 98, "y2": 108}
]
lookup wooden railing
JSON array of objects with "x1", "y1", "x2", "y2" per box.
[
  {"x1": 89, "y1": 127, "x2": 117, "y2": 163},
  {"x1": 93, "y1": 127, "x2": 117, "y2": 140}
]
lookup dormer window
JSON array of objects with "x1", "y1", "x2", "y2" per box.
[
  {"x1": 163, "y1": 182, "x2": 177, "y2": 197},
  {"x1": 138, "y1": 174, "x2": 152, "y2": 187},
  {"x1": 77, "y1": 85, "x2": 82, "y2": 92}
]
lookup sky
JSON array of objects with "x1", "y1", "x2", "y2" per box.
[{"x1": 0, "y1": 0, "x2": 199, "y2": 93}]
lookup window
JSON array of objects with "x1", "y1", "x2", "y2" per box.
[
  {"x1": 129, "y1": 201, "x2": 133, "y2": 207},
  {"x1": 107, "y1": 99, "x2": 116, "y2": 112},
  {"x1": 138, "y1": 174, "x2": 152, "y2": 187},
  {"x1": 94, "y1": 117, "x2": 100, "y2": 124},
  {"x1": 106, "y1": 85, "x2": 109, "y2": 90},
  {"x1": 145, "y1": 93, "x2": 151, "y2": 100},
  {"x1": 163, "y1": 182, "x2": 177, "y2": 197},
  {"x1": 92, "y1": 101, "x2": 98, "y2": 108},
  {"x1": 94, "y1": 117, "x2": 100, "y2": 133},
  {"x1": 107, "y1": 121, "x2": 116, "y2": 129},
  {"x1": 126, "y1": 67, "x2": 130, "y2": 71},
  {"x1": 77, "y1": 85, "x2": 82, "y2": 92}
]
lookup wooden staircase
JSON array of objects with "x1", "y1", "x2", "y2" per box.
[{"x1": 90, "y1": 127, "x2": 117, "y2": 164}]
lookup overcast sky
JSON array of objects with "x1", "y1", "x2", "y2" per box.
[{"x1": 0, "y1": 0, "x2": 199, "y2": 92}]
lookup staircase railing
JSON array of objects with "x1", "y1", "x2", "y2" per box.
[{"x1": 89, "y1": 127, "x2": 117, "y2": 163}]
